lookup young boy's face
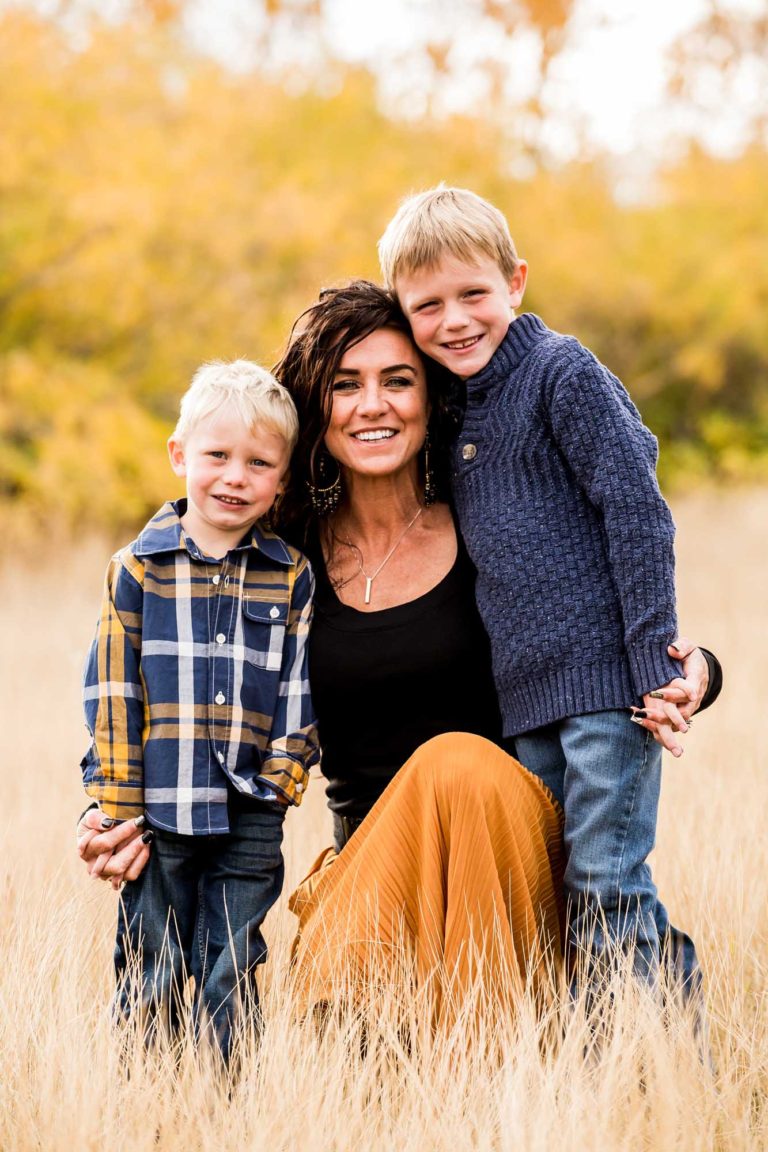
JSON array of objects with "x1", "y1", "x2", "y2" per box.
[
  {"x1": 168, "y1": 408, "x2": 290, "y2": 554},
  {"x1": 396, "y1": 253, "x2": 527, "y2": 379}
]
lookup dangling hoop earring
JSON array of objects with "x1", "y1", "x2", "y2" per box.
[
  {"x1": 307, "y1": 451, "x2": 342, "y2": 516},
  {"x1": 423, "y1": 432, "x2": 437, "y2": 506}
]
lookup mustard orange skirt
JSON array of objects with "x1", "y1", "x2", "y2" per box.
[{"x1": 289, "y1": 732, "x2": 565, "y2": 1021}]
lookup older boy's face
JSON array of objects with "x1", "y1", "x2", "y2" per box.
[
  {"x1": 168, "y1": 408, "x2": 290, "y2": 553},
  {"x1": 396, "y1": 253, "x2": 527, "y2": 379}
]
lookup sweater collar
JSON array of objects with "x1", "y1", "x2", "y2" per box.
[
  {"x1": 134, "y1": 499, "x2": 292, "y2": 566},
  {"x1": 465, "y1": 312, "x2": 550, "y2": 390}
]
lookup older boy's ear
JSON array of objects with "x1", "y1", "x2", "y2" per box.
[
  {"x1": 168, "y1": 436, "x2": 187, "y2": 477},
  {"x1": 509, "y1": 261, "x2": 528, "y2": 310}
]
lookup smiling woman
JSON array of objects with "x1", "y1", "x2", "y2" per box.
[{"x1": 270, "y1": 280, "x2": 566, "y2": 1019}]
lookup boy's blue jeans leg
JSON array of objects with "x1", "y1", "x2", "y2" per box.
[
  {"x1": 515, "y1": 710, "x2": 699, "y2": 994},
  {"x1": 115, "y1": 803, "x2": 285, "y2": 1062}
]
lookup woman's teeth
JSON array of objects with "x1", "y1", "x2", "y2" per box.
[{"x1": 353, "y1": 430, "x2": 396, "y2": 441}]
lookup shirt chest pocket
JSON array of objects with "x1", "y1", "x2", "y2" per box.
[{"x1": 242, "y1": 596, "x2": 289, "y2": 673}]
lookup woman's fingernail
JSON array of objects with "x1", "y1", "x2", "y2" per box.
[
  {"x1": 141, "y1": 830, "x2": 154, "y2": 844},
  {"x1": 100, "y1": 816, "x2": 116, "y2": 830},
  {"x1": 630, "y1": 714, "x2": 645, "y2": 725},
  {"x1": 133, "y1": 815, "x2": 146, "y2": 828},
  {"x1": 670, "y1": 640, "x2": 682, "y2": 652},
  {"x1": 649, "y1": 690, "x2": 665, "y2": 699},
  {"x1": 632, "y1": 708, "x2": 648, "y2": 718}
]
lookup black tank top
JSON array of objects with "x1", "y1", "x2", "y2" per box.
[{"x1": 308, "y1": 538, "x2": 502, "y2": 818}]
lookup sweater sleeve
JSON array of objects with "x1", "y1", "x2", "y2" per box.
[{"x1": 546, "y1": 344, "x2": 683, "y2": 697}]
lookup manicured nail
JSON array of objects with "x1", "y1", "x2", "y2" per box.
[
  {"x1": 649, "y1": 690, "x2": 665, "y2": 699},
  {"x1": 630, "y1": 714, "x2": 645, "y2": 725},
  {"x1": 632, "y1": 708, "x2": 648, "y2": 718},
  {"x1": 141, "y1": 830, "x2": 154, "y2": 844},
  {"x1": 670, "y1": 640, "x2": 682, "y2": 652},
  {"x1": 100, "y1": 816, "x2": 116, "y2": 829},
  {"x1": 133, "y1": 815, "x2": 146, "y2": 828}
]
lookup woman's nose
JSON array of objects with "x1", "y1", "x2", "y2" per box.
[{"x1": 356, "y1": 382, "x2": 387, "y2": 415}]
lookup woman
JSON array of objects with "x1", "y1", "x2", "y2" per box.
[
  {"x1": 273, "y1": 282, "x2": 566, "y2": 1019},
  {"x1": 79, "y1": 282, "x2": 716, "y2": 1020}
]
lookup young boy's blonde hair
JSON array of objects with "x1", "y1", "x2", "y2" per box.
[
  {"x1": 174, "y1": 359, "x2": 299, "y2": 450},
  {"x1": 378, "y1": 184, "x2": 520, "y2": 289}
]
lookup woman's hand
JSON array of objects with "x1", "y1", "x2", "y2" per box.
[
  {"x1": 77, "y1": 809, "x2": 152, "y2": 890},
  {"x1": 630, "y1": 637, "x2": 710, "y2": 757}
]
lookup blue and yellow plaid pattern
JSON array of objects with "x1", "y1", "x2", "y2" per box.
[{"x1": 81, "y1": 501, "x2": 319, "y2": 834}]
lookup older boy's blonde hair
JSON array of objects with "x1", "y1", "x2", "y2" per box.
[
  {"x1": 378, "y1": 184, "x2": 520, "y2": 289},
  {"x1": 174, "y1": 359, "x2": 299, "y2": 451}
]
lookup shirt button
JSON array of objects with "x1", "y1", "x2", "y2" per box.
[
  {"x1": 215, "y1": 692, "x2": 225, "y2": 705},
  {"x1": 269, "y1": 606, "x2": 280, "y2": 619},
  {"x1": 217, "y1": 751, "x2": 224, "y2": 763},
  {"x1": 462, "y1": 443, "x2": 477, "y2": 461},
  {"x1": 212, "y1": 574, "x2": 221, "y2": 586},
  {"x1": 216, "y1": 633, "x2": 226, "y2": 645},
  {"x1": 295, "y1": 782, "x2": 304, "y2": 793}
]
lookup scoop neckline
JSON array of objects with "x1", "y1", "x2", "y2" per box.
[{"x1": 316, "y1": 544, "x2": 464, "y2": 629}]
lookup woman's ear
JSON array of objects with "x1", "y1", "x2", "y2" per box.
[{"x1": 167, "y1": 436, "x2": 187, "y2": 477}]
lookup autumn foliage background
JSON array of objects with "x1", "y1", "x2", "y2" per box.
[
  {"x1": 1, "y1": 2, "x2": 767, "y2": 1149},
  {"x1": 2, "y1": 0, "x2": 768, "y2": 545}
]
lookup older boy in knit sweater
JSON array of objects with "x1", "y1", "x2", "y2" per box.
[{"x1": 378, "y1": 185, "x2": 708, "y2": 992}]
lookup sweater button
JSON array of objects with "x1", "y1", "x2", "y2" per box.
[{"x1": 462, "y1": 443, "x2": 477, "y2": 461}]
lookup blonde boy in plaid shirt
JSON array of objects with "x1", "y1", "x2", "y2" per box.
[{"x1": 80, "y1": 359, "x2": 319, "y2": 1062}]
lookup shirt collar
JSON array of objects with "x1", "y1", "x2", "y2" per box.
[{"x1": 133, "y1": 500, "x2": 293, "y2": 567}]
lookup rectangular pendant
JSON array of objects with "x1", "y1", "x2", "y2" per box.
[{"x1": 364, "y1": 577, "x2": 373, "y2": 604}]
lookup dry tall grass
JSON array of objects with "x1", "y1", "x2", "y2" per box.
[{"x1": 1, "y1": 491, "x2": 766, "y2": 1151}]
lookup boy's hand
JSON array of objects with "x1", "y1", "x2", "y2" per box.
[
  {"x1": 77, "y1": 810, "x2": 152, "y2": 890},
  {"x1": 629, "y1": 637, "x2": 709, "y2": 757}
]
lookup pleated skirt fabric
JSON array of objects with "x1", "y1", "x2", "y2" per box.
[{"x1": 289, "y1": 732, "x2": 566, "y2": 1023}]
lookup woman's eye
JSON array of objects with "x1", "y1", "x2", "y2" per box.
[
  {"x1": 385, "y1": 376, "x2": 412, "y2": 388},
  {"x1": 332, "y1": 379, "x2": 359, "y2": 392}
]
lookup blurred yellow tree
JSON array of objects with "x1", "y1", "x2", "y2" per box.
[{"x1": 1, "y1": 4, "x2": 766, "y2": 543}]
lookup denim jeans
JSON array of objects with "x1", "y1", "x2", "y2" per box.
[
  {"x1": 115, "y1": 801, "x2": 285, "y2": 1063},
  {"x1": 514, "y1": 710, "x2": 700, "y2": 997}
]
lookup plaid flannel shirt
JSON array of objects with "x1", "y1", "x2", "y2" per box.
[{"x1": 81, "y1": 501, "x2": 319, "y2": 834}]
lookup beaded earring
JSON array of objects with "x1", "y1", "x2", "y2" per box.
[
  {"x1": 307, "y1": 451, "x2": 342, "y2": 516},
  {"x1": 423, "y1": 432, "x2": 437, "y2": 507}
]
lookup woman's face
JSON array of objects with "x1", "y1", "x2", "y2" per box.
[{"x1": 324, "y1": 327, "x2": 430, "y2": 484}]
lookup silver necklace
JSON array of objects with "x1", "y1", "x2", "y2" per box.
[{"x1": 345, "y1": 507, "x2": 423, "y2": 604}]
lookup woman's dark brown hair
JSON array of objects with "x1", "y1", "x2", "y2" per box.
[{"x1": 272, "y1": 280, "x2": 459, "y2": 546}]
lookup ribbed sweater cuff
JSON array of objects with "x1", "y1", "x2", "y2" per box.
[
  {"x1": 498, "y1": 657, "x2": 637, "y2": 737},
  {"x1": 628, "y1": 642, "x2": 683, "y2": 698}
]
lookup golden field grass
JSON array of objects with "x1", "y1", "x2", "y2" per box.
[{"x1": 1, "y1": 489, "x2": 766, "y2": 1151}]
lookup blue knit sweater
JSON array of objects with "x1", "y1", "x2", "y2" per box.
[{"x1": 451, "y1": 313, "x2": 682, "y2": 737}]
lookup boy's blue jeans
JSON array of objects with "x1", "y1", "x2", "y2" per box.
[
  {"x1": 514, "y1": 710, "x2": 700, "y2": 998},
  {"x1": 114, "y1": 801, "x2": 285, "y2": 1063}
]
